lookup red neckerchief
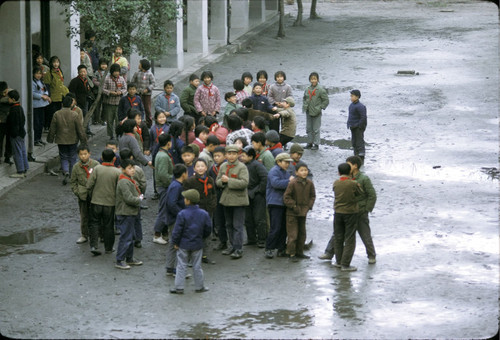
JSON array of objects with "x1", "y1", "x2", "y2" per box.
[
  {"x1": 54, "y1": 68, "x2": 64, "y2": 82},
  {"x1": 261, "y1": 82, "x2": 268, "y2": 96},
  {"x1": 12, "y1": 103, "x2": 20, "y2": 107},
  {"x1": 209, "y1": 122, "x2": 219, "y2": 132},
  {"x1": 339, "y1": 176, "x2": 351, "y2": 181},
  {"x1": 269, "y1": 143, "x2": 283, "y2": 151},
  {"x1": 102, "y1": 162, "x2": 115, "y2": 167},
  {"x1": 127, "y1": 95, "x2": 137, "y2": 106},
  {"x1": 159, "y1": 148, "x2": 174, "y2": 165},
  {"x1": 308, "y1": 88, "x2": 317, "y2": 100},
  {"x1": 292, "y1": 161, "x2": 297, "y2": 166},
  {"x1": 211, "y1": 164, "x2": 220, "y2": 176},
  {"x1": 114, "y1": 55, "x2": 121, "y2": 64},
  {"x1": 81, "y1": 163, "x2": 91, "y2": 178},
  {"x1": 79, "y1": 75, "x2": 89, "y2": 91},
  {"x1": 112, "y1": 76, "x2": 122, "y2": 89},
  {"x1": 197, "y1": 175, "x2": 209, "y2": 196},
  {"x1": 225, "y1": 164, "x2": 236, "y2": 176},
  {"x1": 135, "y1": 125, "x2": 143, "y2": 142},
  {"x1": 119, "y1": 174, "x2": 141, "y2": 194},
  {"x1": 253, "y1": 128, "x2": 261, "y2": 133},
  {"x1": 155, "y1": 125, "x2": 165, "y2": 143},
  {"x1": 255, "y1": 147, "x2": 268, "y2": 160},
  {"x1": 203, "y1": 83, "x2": 213, "y2": 96}
]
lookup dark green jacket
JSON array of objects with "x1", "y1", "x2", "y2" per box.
[
  {"x1": 352, "y1": 171, "x2": 377, "y2": 213},
  {"x1": 115, "y1": 175, "x2": 141, "y2": 216},
  {"x1": 180, "y1": 84, "x2": 197, "y2": 115}
]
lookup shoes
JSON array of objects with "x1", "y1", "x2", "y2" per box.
[
  {"x1": 277, "y1": 250, "x2": 288, "y2": 257},
  {"x1": 134, "y1": 241, "x2": 142, "y2": 248},
  {"x1": 332, "y1": 262, "x2": 342, "y2": 268},
  {"x1": 213, "y1": 242, "x2": 227, "y2": 251},
  {"x1": 166, "y1": 268, "x2": 175, "y2": 276},
  {"x1": 140, "y1": 205, "x2": 148, "y2": 210},
  {"x1": 76, "y1": 236, "x2": 87, "y2": 244},
  {"x1": 90, "y1": 247, "x2": 102, "y2": 256},
  {"x1": 318, "y1": 253, "x2": 333, "y2": 260},
  {"x1": 202, "y1": 256, "x2": 216, "y2": 264},
  {"x1": 87, "y1": 131, "x2": 95, "y2": 137},
  {"x1": 195, "y1": 287, "x2": 210, "y2": 293},
  {"x1": 265, "y1": 249, "x2": 274, "y2": 259},
  {"x1": 126, "y1": 258, "x2": 143, "y2": 266},
  {"x1": 28, "y1": 154, "x2": 36, "y2": 162},
  {"x1": 170, "y1": 288, "x2": 184, "y2": 294},
  {"x1": 153, "y1": 236, "x2": 168, "y2": 245},
  {"x1": 43, "y1": 127, "x2": 49, "y2": 133},
  {"x1": 257, "y1": 241, "x2": 266, "y2": 248},
  {"x1": 34, "y1": 141, "x2": 43, "y2": 147},
  {"x1": 296, "y1": 254, "x2": 310, "y2": 259},
  {"x1": 9, "y1": 173, "x2": 25, "y2": 178},
  {"x1": 304, "y1": 143, "x2": 313, "y2": 149},
  {"x1": 311, "y1": 144, "x2": 319, "y2": 150},
  {"x1": 105, "y1": 248, "x2": 115, "y2": 254},
  {"x1": 368, "y1": 257, "x2": 376, "y2": 264},
  {"x1": 230, "y1": 249, "x2": 243, "y2": 259},
  {"x1": 222, "y1": 247, "x2": 234, "y2": 255},
  {"x1": 303, "y1": 240, "x2": 313, "y2": 250},
  {"x1": 290, "y1": 255, "x2": 299, "y2": 262},
  {"x1": 115, "y1": 261, "x2": 130, "y2": 270},
  {"x1": 341, "y1": 265, "x2": 357, "y2": 272},
  {"x1": 62, "y1": 173, "x2": 69, "y2": 185},
  {"x1": 151, "y1": 192, "x2": 160, "y2": 200}
]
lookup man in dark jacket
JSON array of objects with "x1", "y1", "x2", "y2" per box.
[
  {"x1": 68, "y1": 64, "x2": 94, "y2": 135},
  {"x1": 6, "y1": 90, "x2": 29, "y2": 177},
  {"x1": 347, "y1": 89, "x2": 367, "y2": 161}
]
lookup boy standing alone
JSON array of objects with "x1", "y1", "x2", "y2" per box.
[{"x1": 347, "y1": 89, "x2": 367, "y2": 161}]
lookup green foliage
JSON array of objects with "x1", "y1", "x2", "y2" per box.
[{"x1": 58, "y1": 0, "x2": 180, "y2": 60}]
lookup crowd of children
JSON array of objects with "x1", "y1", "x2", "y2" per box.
[{"x1": 2, "y1": 53, "x2": 377, "y2": 292}]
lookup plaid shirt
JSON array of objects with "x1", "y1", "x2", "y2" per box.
[
  {"x1": 131, "y1": 70, "x2": 155, "y2": 95},
  {"x1": 235, "y1": 90, "x2": 248, "y2": 105},
  {"x1": 102, "y1": 75, "x2": 127, "y2": 105},
  {"x1": 194, "y1": 83, "x2": 221, "y2": 114},
  {"x1": 226, "y1": 128, "x2": 254, "y2": 146}
]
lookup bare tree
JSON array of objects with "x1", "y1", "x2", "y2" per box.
[
  {"x1": 277, "y1": 0, "x2": 286, "y2": 38},
  {"x1": 293, "y1": 0, "x2": 304, "y2": 26},
  {"x1": 310, "y1": 0, "x2": 320, "y2": 19}
]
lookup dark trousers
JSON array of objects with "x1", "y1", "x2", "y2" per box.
[
  {"x1": 78, "y1": 199, "x2": 90, "y2": 238},
  {"x1": 214, "y1": 202, "x2": 227, "y2": 243},
  {"x1": 324, "y1": 234, "x2": 335, "y2": 256},
  {"x1": 10, "y1": 136, "x2": 29, "y2": 173},
  {"x1": 266, "y1": 205, "x2": 287, "y2": 251},
  {"x1": 286, "y1": 215, "x2": 306, "y2": 256},
  {"x1": 279, "y1": 134, "x2": 294, "y2": 150},
  {"x1": 350, "y1": 127, "x2": 365, "y2": 157},
  {"x1": 269, "y1": 118, "x2": 280, "y2": 133},
  {"x1": 33, "y1": 107, "x2": 45, "y2": 142},
  {"x1": 58, "y1": 143, "x2": 78, "y2": 174},
  {"x1": 92, "y1": 97, "x2": 103, "y2": 124},
  {"x1": 0, "y1": 123, "x2": 12, "y2": 159},
  {"x1": 245, "y1": 193, "x2": 268, "y2": 244},
  {"x1": 116, "y1": 215, "x2": 138, "y2": 262},
  {"x1": 89, "y1": 204, "x2": 115, "y2": 251},
  {"x1": 45, "y1": 101, "x2": 61, "y2": 129},
  {"x1": 141, "y1": 94, "x2": 152, "y2": 128},
  {"x1": 333, "y1": 212, "x2": 358, "y2": 267},
  {"x1": 134, "y1": 210, "x2": 143, "y2": 242},
  {"x1": 357, "y1": 211, "x2": 376, "y2": 259},
  {"x1": 223, "y1": 206, "x2": 245, "y2": 250},
  {"x1": 153, "y1": 186, "x2": 169, "y2": 234}
]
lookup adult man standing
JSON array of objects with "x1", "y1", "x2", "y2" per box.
[
  {"x1": 68, "y1": 65, "x2": 94, "y2": 136},
  {"x1": 347, "y1": 89, "x2": 367, "y2": 162}
]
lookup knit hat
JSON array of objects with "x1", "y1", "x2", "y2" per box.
[
  {"x1": 289, "y1": 143, "x2": 304, "y2": 154},
  {"x1": 350, "y1": 89, "x2": 361, "y2": 98},
  {"x1": 182, "y1": 189, "x2": 200, "y2": 204},
  {"x1": 225, "y1": 144, "x2": 240, "y2": 153},
  {"x1": 265, "y1": 130, "x2": 280, "y2": 143},
  {"x1": 275, "y1": 152, "x2": 293, "y2": 162},
  {"x1": 284, "y1": 96, "x2": 295, "y2": 107}
]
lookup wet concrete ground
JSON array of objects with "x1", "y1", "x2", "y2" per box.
[{"x1": 0, "y1": 0, "x2": 498, "y2": 338}]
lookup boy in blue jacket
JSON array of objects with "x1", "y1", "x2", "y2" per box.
[
  {"x1": 170, "y1": 189, "x2": 212, "y2": 294},
  {"x1": 117, "y1": 83, "x2": 144, "y2": 121},
  {"x1": 155, "y1": 80, "x2": 181, "y2": 124},
  {"x1": 347, "y1": 89, "x2": 367, "y2": 162},
  {"x1": 265, "y1": 152, "x2": 294, "y2": 259}
]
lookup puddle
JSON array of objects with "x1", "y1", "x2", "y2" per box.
[
  {"x1": 0, "y1": 227, "x2": 59, "y2": 246},
  {"x1": 294, "y1": 135, "x2": 353, "y2": 149}
]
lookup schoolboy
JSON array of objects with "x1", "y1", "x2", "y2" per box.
[
  {"x1": 332, "y1": 162, "x2": 363, "y2": 272},
  {"x1": 193, "y1": 125, "x2": 209, "y2": 152},
  {"x1": 240, "y1": 146, "x2": 268, "y2": 248},
  {"x1": 347, "y1": 89, "x2": 367, "y2": 162},
  {"x1": 0, "y1": 81, "x2": 13, "y2": 164},
  {"x1": 209, "y1": 146, "x2": 228, "y2": 250},
  {"x1": 233, "y1": 79, "x2": 248, "y2": 105},
  {"x1": 265, "y1": 130, "x2": 284, "y2": 158},
  {"x1": 87, "y1": 149, "x2": 121, "y2": 255},
  {"x1": 165, "y1": 164, "x2": 188, "y2": 276},
  {"x1": 268, "y1": 71, "x2": 292, "y2": 132},
  {"x1": 153, "y1": 133, "x2": 174, "y2": 245},
  {"x1": 241, "y1": 72, "x2": 253, "y2": 96},
  {"x1": 216, "y1": 145, "x2": 249, "y2": 259},
  {"x1": 275, "y1": 96, "x2": 297, "y2": 149},
  {"x1": 223, "y1": 92, "x2": 241, "y2": 127},
  {"x1": 102, "y1": 63, "x2": 127, "y2": 139},
  {"x1": 170, "y1": 189, "x2": 211, "y2": 294},
  {"x1": 225, "y1": 115, "x2": 254, "y2": 146},
  {"x1": 181, "y1": 145, "x2": 196, "y2": 177},
  {"x1": 5, "y1": 90, "x2": 29, "y2": 178},
  {"x1": 98, "y1": 139, "x2": 121, "y2": 168},
  {"x1": 155, "y1": 80, "x2": 181, "y2": 124},
  {"x1": 131, "y1": 59, "x2": 156, "y2": 127},
  {"x1": 303, "y1": 72, "x2": 329, "y2": 150},
  {"x1": 249, "y1": 83, "x2": 275, "y2": 114},
  {"x1": 251, "y1": 132, "x2": 274, "y2": 171},
  {"x1": 194, "y1": 70, "x2": 220, "y2": 118},
  {"x1": 117, "y1": 82, "x2": 145, "y2": 121},
  {"x1": 199, "y1": 134, "x2": 220, "y2": 170},
  {"x1": 71, "y1": 144, "x2": 99, "y2": 244},
  {"x1": 283, "y1": 161, "x2": 316, "y2": 262},
  {"x1": 265, "y1": 152, "x2": 294, "y2": 259},
  {"x1": 180, "y1": 74, "x2": 201, "y2": 122},
  {"x1": 251, "y1": 116, "x2": 266, "y2": 133},
  {"x1": 115, "y1": 159, "x2": 144, "y2": 269}
]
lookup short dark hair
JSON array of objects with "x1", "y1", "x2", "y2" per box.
[
  {"x1": 253, "y1": 116, "x2": 266, "y2": 130},
  {"x1": 158, "y1": 133, "x2": 172, "y2": 147},
  {"x1": 99, "y1": 58, "x2": 108, "y2": 66},
  {"x1": 121, "y1": 158, "x2": 135, "y2": 169},
  {"x1": 252, "y1": 82, "x2": 262, "y2": 89},
  {"x1": 234, "y1": 137, "x2": 248, "y2": 148},
  {"x1": 241, "y1": 72, "x2": 253, "y2": 82},
  {"x1": 163, "y1": 80, "x2": 174, "y2": 88},
  {"x1": 309, "y1": 72, "x2": 319, "y2": 81},
  {"x1": 189, "y1": 73, "x2": 199, "y2": 82},
  {"x1": 241, "y1": 98, "x2": 253, "y2": 108},
  {"x1": 195, "y1": 158, "x2": 208, "y2": 168},
  {"x1": 200, "y1": 70, "x2": 213, "y2": 80},
  {"x1": 225, "y1": 92, "x2": 236, "y2": 101},
  {"x1": 227, "y1": 115, "x2": 242, "y2": 131},
  {"x1": 127, "y1": 109, "x2": 141, "y2": 119},
  {"x1": 242, "y1": 146, "x2": 256, "y2": 158},
  {"x1": 206, "y1": 135, "x2": 220, "y2": 147},
  {"x1": 235, "y1": 108, "x2": 249, "y2": 122},
  {"x1": 102, "y1": 149, "x2": 116, "y2": 162},
  {"x1": 251, "y1": 132, "x2": 266, "y2": 145},
  {"x1": 233, "y1": 79, "x2": 244, "y2": 91},
  {"x1": 84, "y1": 29, "x2": 96, "y2": 40},
  {"x1": 77, "y1": 64, "x2": 87, "y2": 72},
  {"x1": 109, "y1": 63, "x2": 121, "y2": 74},
  {"x1": 119, "y1": 148, "x2": 132, "y2": 160},
  {"x1": 338, "y1": 163, "x2": 351, "y2": 176},
  {"x1": 256, "y1": 70, "x2": 268, "y2": 81},
  {"x1": 121, "y1": 119, "x2": 137, "y2": 133},
  {"x1": 62, "y1": 95, "x2": 73, "y2": 107},
  {"x1": 0, "y1": 81, "x2": 8, "y2": 93},
  {"x1": 181, "y1": 145, "x2": 195, "y2": 155},
  {"x1": 77, "y1": 144, "x2": 90, "y2": 153},
  {"x1": 346, "y1": 155, "x2": 363, "y2": 169},
  {"x1": 274, "y1": 70, "x2": 286, "y2": 80},
  {"x1": 173, "y1": 164, "x2": 188, "y2": 178},
  {"x1": 295, "y1": 161, "x2": 308, "y2": 171},
  {"x1": 106, "y1": 139, "x2": 118, "y2": 147},
  {"x1": 7, "y1": 90, "x2": 20, "y2": 101},
  {"x1": 204, "y1": 116, "x2": 217, "y2": 127},
  {"x1": 127, "y1": 82, "x2": 137, "y2": 90},
  {"x1": 139, "y1": 59, "x2": 151, "y2": 71},
  {"x1": 195, "y1": 125, "x2": 209, "y2": 138},
  {"x1": 213, "y1": 146, "x2": 225, "y2": 155},
  {"x1": 33, "y1": 66, "x2": 43, "y2": 76}
]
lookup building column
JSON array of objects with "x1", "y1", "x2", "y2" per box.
[
  {"x1": 176, "y1": 0, "x2": 184, "y2": 70},
  {"x1": 266, "y1": 0, "x2": 278, "y2": 11},
  {"x1": 187, "y1": 0, "x2": 208, "y2": 56},
  {"x1": 210, "y1": 0, "x2": 227, "y2": 41},
  {"x1": 231, "y1": 0, "x2": 249, "y2": 31},
  {"x1": 249, "y1": 0, "x2": 265, "y2": 26}
]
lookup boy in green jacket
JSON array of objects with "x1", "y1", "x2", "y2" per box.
[
  {"x1": 153, "y1": 133, "x2": 173, "y2": 244},
  {"x1": 302, "y1": 72, "x2": 329, "y2": 150}
]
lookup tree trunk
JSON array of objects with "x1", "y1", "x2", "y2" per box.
[
  {"x1": 293, "y1": 0, "x2": 303, "y2": 26},
  {"x1": 310, "y1": 0, "x2": 320, "y2": 20},
  {"x1": 277, "y1": 0, "x2": 285, "y2": 38},
  {"x1": 83, "y1": 69, "x2": 109, "y2": 128}
]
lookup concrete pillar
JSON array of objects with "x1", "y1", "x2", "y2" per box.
[
  {"x1": 249, "y1": 0, "x2": 265, "y2": 26},
  {"x1": 157, "y1": 0, "x2": 184, "y2": 71},
  {"x1": 266, "y1": 0, "x2": 278, "y2": 11},
  {"x1": 187, "y1": 0, "x2": 208, "y2": 56},
  {"x1": 231, "y1": 0, "x2": 249, "y2": 30},
  {"x1": 210, "y1": 0, "x2": 227, "y2": 41}
]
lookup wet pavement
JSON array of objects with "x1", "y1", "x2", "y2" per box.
[{"x1": 0, "y1": 0, "x2": 498, "y2": 338}]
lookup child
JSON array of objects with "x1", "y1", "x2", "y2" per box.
[
  {"x1": 240, "y1": 146, "x2": 268, "y2": 248},
  {"x1": 347, "y1": 89, "x2": 367, "y2": 161},
  {"x1": 234, "y1": 137, "x2": 248, "y2": 150},
  {"x1": 225, "y1": 115, "x2": 254, "y2": 146},
  {"x1": 131, "y1": 59, "x2": 156, "y2": 127},
  {"x1": 251, "y1": 116, "x2": 267, "y2": 133},
  {"x1": 265, "y1": 152, "x2": 294, "y2": 259},
  {"x1": 90, "y1": 58, "x2": 108, "y2": 125},
  {"x1": 204, "y1": 116, "x2": 228, "y2": 147},
  {"x1": 118, "y1": 119, "x2": 152, "y2": 168},
  {"x1": 241, "y1": 98, "x2": 279, "y2": 127},
  {"x1": 71, "y1": 144, "x2": 100, "y2": 244},
  {"x1": 233, "y1": 79, "x2": 248, "y2": 105},
  {"x1": 86, "y1": 149, "x2": 122, "y2": 255},
  {"x1": 179, "y1": 115, "x2": 195, "y2": 145},
  {"x1": 198, "y1": 134, "x2": 220, "y2": 170},
  {"x1": 150, "y1": 111, "x2": 170, "y2": 199},
  {"x1": 170, "y1": 189, "x2": 212, "y2": 294},
  {"x1": 115, "y1": 159, "x2": 144, "y2": 269},
  {"x1": 155, "y1": 80, "x2": 181, "y2": 124},
  {"x1": 98, "y1": 140, "x2": 121, "y2": 168},
  {"x1": 194, "y1": 70, "x2": 220, "y2": 118},
  {"x1": 256, "y1": 70, "x2": 270, "y2": 97},
  {"x1": 126, "y1": 109, "x2": 151, "y2": 154},
  {"x1": 265, "y1": 130, "x2": 283, "y2": 158},
  {"x1": 332, "y1": 162, "x2": 363, "y2": 272},
  {"x1": 167, "y1": 120, "x2": 185, "y2": 164},
  {"x1": 275, "y1": 96, "x2": 296, "y2": 149},
  {"x1": 249, "y1": 83, "x2": 275, "y2": 114},
  {"x1": 283, "y1": 161, "x2": 316, "y2": 262},
  {"x1": 287, "y1": 143, "x2": 312, "y2": 179},
  {"x1": 33, "y1": 52, "x2": 49, "y2": 75},
  {"x1": 250, "y1": 132, "x2": 274, "y2": 171},
  {"x1": 180, "y1": 73, "x2": 201, "y2": 123},
  {"x1": 183, "y1": 158, "x2": 217, "y2": 264},
  {"x1": 241, "y1": 72, "x2": 253, "y2": 96},
  {"x1": 215, "y1": 145, "x2": 249, "y2": 259},
  {"x1": 43, "y1": 56, "x2": 69, "y2": 131},
  {"x1": 181, "y1": 145, "x2": 196, "y2": 177},
  {"x1": 112, "y1": 45, "x2": 129, "y2": 81},
  {"x1": 117, "y1": 83, "x2": 144, "y2": 121},
  {"x1": 223, "y1": 92, "x2": 241, "y2": 127},
  {"x1": 153, "y1": 133, "x2": 174, "y2": 244},
  {"x1": 102, "y1": 63, "x2": 127, "y2": 139},
  {"x1": 164, "y1": 164, "x2": 188, "y2": 275},
  {"x1": 6, "y1": 90, "x2": 29, "y2": 178},
  {"x1": 302, "y1": 72, "x2": 329, "y2": 150},
  {"x1": 193, "y1": 125, "x2": 209, "y2": 152},
  {"x1": 209, "y1": 146, "x2": 227, "y2": 250},
  {"x1": 0, "y1": 81, "x2": 12, "y2": 164},
  {"x1": 268, "y1": 71, "x2": 292, "y2": 132},
  {"x1": 32, "y1": 67, "x2": 51, "y2": 146}
]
